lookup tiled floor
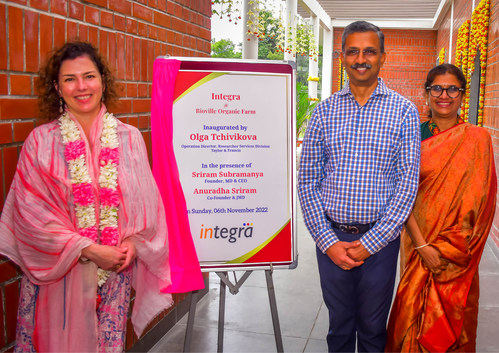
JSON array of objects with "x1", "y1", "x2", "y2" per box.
[{"x1": 149, "y1": 208, "x2": 499, "y2": 352}]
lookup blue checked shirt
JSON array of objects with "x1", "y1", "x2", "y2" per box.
[{"x1": 298, "y1": 78, "x2": 420, "y2": 254}]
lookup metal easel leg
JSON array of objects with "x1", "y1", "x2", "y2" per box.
[
  {"x1": 183, "y1": 290, "x2": 199, "y2": 352},
  {"x1": 218, "y1": 272, "x2": 227, "y2": 353},
  {"x1": 265, "y1": 269, "x2": 284, "y2": 353}
]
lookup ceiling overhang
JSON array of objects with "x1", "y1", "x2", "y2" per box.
[{"x1": 297, "y1": 0, "x2": 453, "y2": 30}]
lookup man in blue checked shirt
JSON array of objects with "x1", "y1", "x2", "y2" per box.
[{"x1": 298, "y1": 21, "x2": 420, "y2": 353}]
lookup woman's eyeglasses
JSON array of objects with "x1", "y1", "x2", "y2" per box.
[{"x1": 426, "y1": 85, "x2": 465, "y2": 98}]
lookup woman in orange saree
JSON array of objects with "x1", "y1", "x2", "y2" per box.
[{"x1": 386, "y1": 64, "x2": 496, "y2": 353}]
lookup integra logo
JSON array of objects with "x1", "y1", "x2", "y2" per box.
[{"x1": 199, "y1": 223, "x2": 253, "y2": 243}]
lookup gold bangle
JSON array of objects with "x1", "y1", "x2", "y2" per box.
[{"x1": 414, "y1": 243, "x2": 429, "y2": 250}]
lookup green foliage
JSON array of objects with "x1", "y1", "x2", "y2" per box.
[
  {"x1": 255, "y1": 9, "x2": 284, "y2": 60},
  {"x1": 296, "y1": 81, "x2": 318, "y2": 137},
  {"x1": 211, "y1": 39, "x2": 242, "y2": 58},
  {"x1": 266, "y1": 50, "x2": 284, "y2": 61}
]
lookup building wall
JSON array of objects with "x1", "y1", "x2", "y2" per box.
[
  {"x1": 436, "y1": 0, "x2": 499, "y2": 249},
  {"x1": 482, "y1": 0, "x2": 499, "y2": 248},
  {"x1": 331, "y1": 0, "x2": 499, "y2": 248},
  {"x1": 436, "y1": 0, "x2": 474, "y2": 64},
  {"x1": 0, "y1": 0, "x2": 211, "y2": 350},
  {"x1": 331, "y1": 28, "x2": 438, "y2": 117}
]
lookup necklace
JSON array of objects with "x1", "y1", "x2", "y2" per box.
[
  {"x1": 59, "y1": 112, "x2": 120, "y2": 286},
  {"x1": 428, "y1": 115, "x2": 464, "y2": 136}
]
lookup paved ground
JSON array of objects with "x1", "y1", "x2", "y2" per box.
[{"x1": 149, "y1": 207, "x2": 499, "y2": 352}]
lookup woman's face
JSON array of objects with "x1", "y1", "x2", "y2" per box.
[
  {"x1": 426, "y1": 72, "x2": 463, "y2": 120},
  {"x1": 57, "y1": 55, "x2": 104, "y2": 121}
]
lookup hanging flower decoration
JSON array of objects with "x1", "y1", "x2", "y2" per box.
[
  {"x1": 337, "y1": 57, "x2": 342, "y2": 91},
  {"x1": 455, "y1": 20, "x2": 470, "y2": 68},
  {"x1": 438, "y1": 48, "x2": 445, "y2": 64},
  {"x1": 456, "y1": 20, "x2": 471, "y2": 120},
  {"x1": 245, "y1": 0, "x2": 260, "y2": 40},
  {"x1": 212, "y1": 0, "x2": 242, "y2": 25},
  {"x1": 213, "y1": 0, "x2": 319, "y2": 61},
  {"x1": 296, "y1": 20, "x2": 319, "y2": 61},
  {"x1": 274, "y1": 16, "x2": 318, "y2": 61},
  {"x1": 460, "y1": 0, "x2": 490, "y2": 126},
  {"x1": 307, "y1": 76, "x2": 320, "y2": 82},
  {"x1": 337, "y1": 57, "x2": 349, "y2": 91}
]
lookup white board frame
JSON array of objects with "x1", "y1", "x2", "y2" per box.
[{"x1": 161, "y1": 57, "x2": 297, "y2": 272}]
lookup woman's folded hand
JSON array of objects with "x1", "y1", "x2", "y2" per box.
[
  {"x1": 417, "y1": 245, "x2": 449, "y2": 274},
  {"x1": 81, "y1": 244, "x2": 127, "y2": 271}
]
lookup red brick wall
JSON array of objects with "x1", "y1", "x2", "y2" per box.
[
  {"x1": 444, "y1": 0, "x2": 474, "y2": 64},
  {"x1": 332, "y1": 28, "x2": 437, "y2": 117},
  {"x1": 435, "y1": 0, "x2": 499, "y2": 249},
  {"x1": 331, "y1": 0, "x2": 499, "y2": 250},
  {"x1": 482, "y1": 0, "x2": 499, "y2": 248},
  {"x1": 436, "y1": 4, "x2": 451, "y2": 63},
  {"x1": 0, "y1": 0, "x2": 211, "y2": 350}
]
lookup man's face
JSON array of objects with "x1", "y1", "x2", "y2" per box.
[{"x1": 341, "y1": 31, "x2": 386, "y2": 88}]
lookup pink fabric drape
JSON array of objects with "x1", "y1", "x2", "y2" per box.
[
  {"x1": 0, "y1": 107, "x2": 173, "y2": 351},
  {"x1": 151, "y1": 58, "x2": 204, "y2": 293}
]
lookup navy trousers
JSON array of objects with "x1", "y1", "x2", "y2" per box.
[{"x1": 316, "y1": 227, "x2": 400, "y2": 353}]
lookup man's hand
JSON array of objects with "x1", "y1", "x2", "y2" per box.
[
  {"x1": 326, "y1": 241, "x2": 364, "y2": 270},
  {"x1": 347, "y1": 241, "x2": 371, "y2": 262}
]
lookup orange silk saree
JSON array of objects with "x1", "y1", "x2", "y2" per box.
[{"x1": 386, "y1": 123, "x2": 496, "y2": 352}]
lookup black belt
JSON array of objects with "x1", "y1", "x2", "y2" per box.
[{"x1": 330, "y1": 220, "x2": 376, "y2": 234}]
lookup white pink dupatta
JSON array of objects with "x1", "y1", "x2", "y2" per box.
[{"x1": 0, "y1": 107, "x2": 172, "y2": 352}]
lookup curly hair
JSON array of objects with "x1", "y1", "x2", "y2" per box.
[{"x1": 37, "y1": 41, "x2": 118, "y2": 122}]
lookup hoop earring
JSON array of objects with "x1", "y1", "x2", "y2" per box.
[{"x1": 59, "y1": 97, "x2": 64, "y2": 113}]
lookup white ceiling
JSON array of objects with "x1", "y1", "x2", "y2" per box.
[{"x1": 297, "y1": 0, "x2": 453, "y2": 29}]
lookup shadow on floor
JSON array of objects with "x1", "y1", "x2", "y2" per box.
[{"x1": 149, "y1": 209, "x2": 499, "y2": 353}]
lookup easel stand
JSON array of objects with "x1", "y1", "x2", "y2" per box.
[{"x1": 183, "y1": 269, "x2": 284, "y2": 353}]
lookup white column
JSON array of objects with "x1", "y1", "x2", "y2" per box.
[
  {"x1": 242, "y1": 0, "x2": 258, "y2": 59},
  {"x1": 284, "y1": 0, "x2": 297, "y2": 61},
  {"x1": 449, "y1": 0, "x2": 454, "y2": 63},
  {"x1": 321, "y1": 24, "x2": 333, "y2": 99},
  {"x1": 308, "y1": 15, "x2": 320, "y2": 99}
]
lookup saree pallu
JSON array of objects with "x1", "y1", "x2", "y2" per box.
[{"x1": 386, "y1": 123, "x2": 496, "y2": 353}]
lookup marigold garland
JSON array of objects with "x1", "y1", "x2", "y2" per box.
[
  {"x1": 455, "y1": 20, "x2": 470, "y2": 68},
  {"x1": 337, "y1": 57, "x2": 350, "y2": 91},
  {"x1": 439, "y1": 48, "x2": 446, "y2": 64},
  {"x1": 338, "y1": 58, "x2": 343, "y2": 91},
  {"x1": 460, "y1": 0, "x2": 490, "y2": 126}
]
